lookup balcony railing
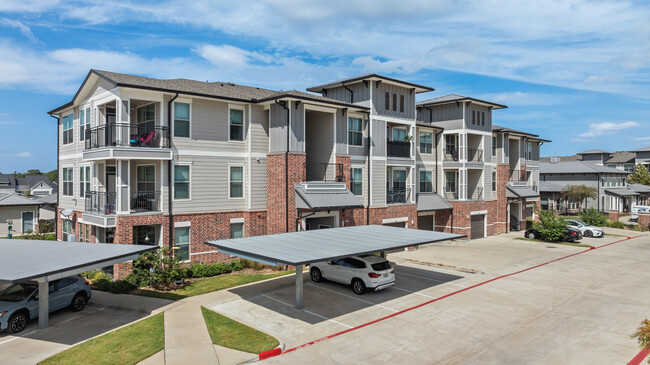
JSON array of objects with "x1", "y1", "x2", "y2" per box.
[
  {"x1": 85, "y1": 124, "x2": 169, "y2": 150},
  {"x1": 85, "y1": 191, "x2": 117, "y2": 215},
  {"x1": 444, "y1": 190, "x2": 458, "y2": 200},
  {"x1": 305, "y1": 162, "x2": 344, "y2": 182},
  {"x1": 387, "y1": 188, "x2": 411, "y2": 204},
  {"x1": 387, "y1": 140, "x2": 410, "y2": 158},
  {"x1": 444, "y1": 147, "x2": 459, "y2": 161},
  {"x1": 469, "y1": 187, "x2": 483, "y2": 200},
  {"x1": 468, "y1": 148, "x2": 483, "y2": 162},
  {"x1": 130, "y1": 191, "x2": 161, "y2": 212}
]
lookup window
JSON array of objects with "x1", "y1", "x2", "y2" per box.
[
  {"x1": 351, "y1": 168, "x2": 362, "y2": 195},
  {"x1": 601, "y1": 177, "x2": 606, "y2": 187},
  {"x1": 445, "y1": 171, "x2": 456, "y2": 192},
  {"x1": 62, "y1": 219, "x2": 72, "y2": 241},
  {"x1": 472, "y1": 110, "x2": 476, "y2": 125},
  {"x1": 79, "y1": 223, "x2": 85, "y2": 242},
  {"x1": 385, "y1": 92, "x2": 390, "y2": 110},
  {"x1": 174, "y1": 102, "x2": 190, "y2": 138},
  {"x1": 624, "y1": 163, "x2": 634, "y2": 172},
  {"x1": 399, "y1": 95, "x2": 404, "y2": 113},
  {"x1": 137, "y1": 165, "x2": 155, "y2": 192},
  {"x1": 492, "y1": 136, "x2": 497, "y2": 157},
  {"x1": 174, "y1": 165, "x2": 190, "y2": 199},
  {"x1": 392, "y1": 170, "x2": 406, "y2": 191},
  {"x1": 229, "y1": 166, "x2": 244, "y2": 198},
  {"x1": 230, "y1": 223, "x2": 243, "y2": 238},
  {"x1": 63, "y1": 167, "x2": 73, "y2": 196},
  {"x1": 79, "y1": 166, "x2": 90, "y2": 198},
  {"x1": 174, "y1": 227, "x2": 190, "y2": 261},
  {"x1": 392, "y1": 93, "x2": 397, "y2": 111},
  {"x1": 85, "y1": 224, "x2": 90, "y2": 242},
  {"x1": 419, "y1": 132, "x2": 432, "y2": 154},
  {"x1": 136, "y1": 104, "x2": 155, "y2": 132},
  {"x1": 229, "y1": 108, "x2": 244, "y2": 141},
  {"x1": 62, "y1": 114, "x2": 73, "y2": 144},
  {"x1": 481, "y1": 111, "x2": 485, "y2": 126},
  {"x1": 348, "y1": 117, "x2": 363, "y2": 146},
  {"x1": 392, "y1": 128, "x2": 406, "y2": 142},
  {"x1": 79, "y1": 108, "x2": 90, "y2": 141},
  {"x1": 492, "y1": 171, "x2": 497, "y2": 191},
  {"x1": 419, "y1": 171, "x2": 432, "y2": 193},
  {"x1": 527, "y1": 143, "x2": 532, "y2": 160},
  {"x1": 445, "y1": 134, "x2": 457, "y2": 156}
]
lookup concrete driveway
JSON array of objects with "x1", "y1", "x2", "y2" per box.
[
  {"x1": 0, "y1": 291, "x2": 175, "y2": 365},
  {"x1": 202, "y1": 229, "x2": 649, "y2": 364}
]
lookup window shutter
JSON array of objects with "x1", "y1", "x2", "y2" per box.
[
  {"x1": 385, "y1": 92, "x2": 389, "y2": 110},
  {"x1": 399, "y1": 95, "x2": 404, "y2": 113},
  {"x1": 392, "y1": 93, "x2": 397, "y2": 111}
]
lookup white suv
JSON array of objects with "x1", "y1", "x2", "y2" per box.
[
  {"x1": 309, "y1": 255, "x2": 395, "y2": 295},
  {"x1": 566, "y1": 219, "x2": 604, "y2": 237}
]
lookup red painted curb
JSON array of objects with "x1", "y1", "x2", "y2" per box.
[
  {"x1": 262, "y1": 235, "x2": 645, "y2": 361},
  {"x1": 627, "y1": 348, "x2": 650, "y2": 365},
  {"x1": 259, "y1": 348, "x2": 282, "y2": 360}
]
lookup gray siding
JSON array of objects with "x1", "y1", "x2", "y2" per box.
[
  {"x1": 421, "y1": 103, "x2": 463, "y2": 130},
  {"x1": 324, "y1": 83, "x2": 370, "y2": 105},
  {"x1": 371, "y1": 159, "x2": 386, "y2": 206},
  {"x1": 372, "y1": 83, "x2": 416, "y2": 120},
  {"x1": 250, "y1": 105, "x2": 270, "y2": 154},
  {"x1": 305, "y1": 112, "x2": 334, "y2": 181},
  {"x1": 465, "y1": 104, "x2": 492, "y2": 132},
  {"x1": 290, "y1": 101, "x2": 305, "y2": 153},
  {"x1": 269, "y1": 103, "x2": 288, "y2": 153},
  {"x1": 371, "y1": 119, "x2": 386, "y2": 156},
  {"x1": 250, "y1": 158, "x2": 267, "y2": 210}
]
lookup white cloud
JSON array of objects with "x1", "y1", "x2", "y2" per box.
[
  {"x1": 0, "y1": 0, "x2": 60, "y2": 12},
  {"x1": 634, "y1": 136, "x2": 650, "y2": 141},
  {"x1": 0, "y1": 152, "x2": 32, "y2": 158},
  {"x1": 0, "y1": 18, "x2": 38, "y2": 42},
  {"x1": 480, "y1": 91, "x2": 570, "y2": 106},
  {"x1": 578, "y1": 121, "x2": 639, "y2": 138}
]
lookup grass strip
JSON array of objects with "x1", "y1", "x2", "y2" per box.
[
  {"x1": 40, "y1": 313, "x2": 164, "y2": 365},
  {"x1": 201, "y1": 307, "x2": 279, "y2": 354},
  {"x1": 515, "y1": 237, "x2": 592, "y2": 248}
]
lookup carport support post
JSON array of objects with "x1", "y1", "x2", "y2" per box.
[
  {"x1": 295, "y1": 264, "x2": 303, "y2": 310},
  {"x1": 38, "y1": 280, "x2": 49, "y2": 329}
]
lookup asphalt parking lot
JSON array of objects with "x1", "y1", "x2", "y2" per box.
[{"x1": 204, "y1": 229, "x2": 650, "y2": 364}]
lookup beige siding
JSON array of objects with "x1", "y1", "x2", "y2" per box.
[
  {"x1": 350, "y1": 159, "x2": 369, "y2": 206},
  {"x1": 0, "y1": 205, "x2": 39, "y2": 237},
  {"x1": 371, "y1": 159, "x2": 386, "y2": 206},
  {"x1": 250, "y1": 158, "x2": 267, "y2": 210},
  {"x1": 250, "y1": 105, "x2": 269, "y2": 154}
]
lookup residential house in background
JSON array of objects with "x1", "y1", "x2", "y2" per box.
[
  {"x1": 0, "y1": 174, "x2": 57, "y2": 222},
  {"x1": 0, "y1": 192, "x2": 41, "y2": 237}
]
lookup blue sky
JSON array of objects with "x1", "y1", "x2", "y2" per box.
[{"x1": 1, "y1": 0, "x2": 649, "y2": 173}]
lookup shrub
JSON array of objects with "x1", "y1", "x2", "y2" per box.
[
  {"x1": 525, "y1": 219, "x2": 534, "y2": 229},
  {"x1": 533, "y1": 209, "x2": 568, "y2": 242},
  {"x1": 239, "y1": 258, "x2": 254, "y2": 269},
  {"x1": 634, "y1": 225, "x2": 649, "y2": 232},
  {"x1": 132, "y1": 248, "x2": 183, "y2": 289},
  {"x1": 607, "y1": 220, "x2": 626, "y2": 229},
  {"x1": 19, "y1": 233, "x2": 56, "y2": 240},
  {"x1": 92, "y1": 277, "x2": 137, "y2": 294},
  {"x1": 580, "y1": 208, "x2": 608, "y2": 227},
  {"x1": 183, "y1": 261, "x2": 243, "y2": 278},
  {"x1": 632, "y1": 318, "x2": 650, "y2": 363},
  {"x1": 38, "y1": 220, "x2": 55, "y2": 234}
]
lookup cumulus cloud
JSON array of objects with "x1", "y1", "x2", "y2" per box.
[{"x1": 578, "y1": 121, "x2": 639, "y2": 138}]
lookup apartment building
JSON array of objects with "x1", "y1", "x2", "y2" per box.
[{"x1": 49, "y1": 70, "x2": 547, "y2": 277}]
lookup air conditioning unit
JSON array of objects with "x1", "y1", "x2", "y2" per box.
[{"x1": 67, "y1": 235, "x2": 77, "y2": 242}]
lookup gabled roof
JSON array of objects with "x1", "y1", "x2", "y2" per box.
[
  {"x1": 255, "y1": 90, "x2": 368, "y2": 109},
  {"x1": 605, "y1": 151, "x2": 636, "y2": 164},
  {"x1": 578, "y1": 149, "x2": 610, "y2": 155},
  {"x1": 417, "y1": 94, "x2": 507, "y2": 109},
  {"x1": 0, "y1": 174, "x2": 16, "y2": 189},
  {"x1": 540, "y1": 161, "x2": 630, "y2": 174},
  {"x1": 295, "y1": 182, "x2": 363, "y2": 211},
  {"x1": 628, "y1": 183, "x2": 650, "y2": 194},
  {"x1": 539, "y1": 181, "x2": 564, "y2": 193},
  {"x1": 307, "y1": 74, "x2": 434, "y2": 94},
  {"x1": 605, "y1": 188, "x2": 639, "y2": 197},
  {"x1": 632, "y1": 146, "x2": 650, "y2": 152},
  {"x1": 492, "y1": 124, "x2": 538, "y2": 137},
  {"x1": 416, "y1": 193, "x2": 452, "y2": 211},
  {"x1": 15, "y1": 175, "x2": 55, "y2": 191},
  {"x1": 0, "y1": 192, "x2": 42, "y2": 207}
]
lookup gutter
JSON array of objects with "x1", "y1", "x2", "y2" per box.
[
  {"x1": 274, "y1": 99, "x2": 290, "y2": 233},
  {"x1": 167, "y1": 93, "x2": 179, "y2": 248},
  {"x1": 47, "y1": 112, "x2": 60, "y2": 239}
]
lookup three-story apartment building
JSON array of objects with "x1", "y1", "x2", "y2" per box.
[{"x1": 49, "y1": 70, "x2": 548, "y2": 277}]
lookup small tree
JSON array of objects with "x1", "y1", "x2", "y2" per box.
[
  {"x1": 632, "y1": 318, "x2": 650, "y2": 364},
  {"x1": 579, "y1": 208, "x2": 608, "y2": 226},
  {"x1": 561, "y1": 184, "x2": 597, "y2": 211},
  {"x1": 628, "y1": 164, "x2": 650, "y2": 185},
  {"x1": 132, "y1": 248, "x2": 183, "y2": 289},
  {"x1": 533, "y1": 208, "x2": 568, "y2": 242}
]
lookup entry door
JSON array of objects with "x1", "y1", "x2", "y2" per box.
[
  {"x1": 471, "y1": 214, "x2": 485, "y2": 239},
  {"x1": 106, "y1": 166, "x2": 116, "y2": 213},
  {"x1": 22, "y1": 211, "x2": 34, "y2": 233}
]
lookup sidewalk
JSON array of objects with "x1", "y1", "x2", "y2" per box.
[{"x1": 164, "y1": 303, "x2": 219, "y2": 365}]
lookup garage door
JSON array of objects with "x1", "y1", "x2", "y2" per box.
[
  {"x1": 471, "y1": 214, "x2": 485, "y2": 239},
  {"x1": 418, "y1": 215, "x2": 434, "y2": 230}
]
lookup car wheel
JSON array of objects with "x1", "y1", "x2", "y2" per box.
[
  {"x1": 8, "y1": 311, "x2": 28, "y2": 333},
  {"x1": 526, "y1": 232, "x2": 536, "y2": 239},
  {"x1": 310, "y1": 267, "x2": 323, "y2": 283},
  {"x1": 584, "y1": 230, "x2": 592, "y2": 237},
  {"x1": 351, "y1": 279, "x2": 366, "y2": 295},
  {"x1": 71, "y1": 293, "x2": 88, "y2": 312}
]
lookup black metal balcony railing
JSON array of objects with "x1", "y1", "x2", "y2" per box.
[
  {"x1": 85, "y1": 124, "x2": 169, "y2": 150},
  {"x1": 469, "y1": 187, "x2": 484, "y2": 200},
  {"x1": 387, "y1": 140, "x2": 410, "y2": 158},
  {"x1": 305, "y1": 162, "x2": 344, "y2": 182},
  {"x1": 444, "y1": 190, "x2": 458, "y2": 200},
  {"x1": 387, "y1": 188, "x2": 411, "y2": 204},
  {"x1": 130, "y1": 191, "x2": 161, "y2": 212},
  {"x1": 444, "y1": 147, "x2": 459, "y2": 161},
  {"x1": 468, "y1": 148, "x2": 483, "y2": 162},
  {"x1": 85, "y1": 191, "x2": 117, "y2": 215}
]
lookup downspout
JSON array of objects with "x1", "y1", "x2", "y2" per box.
[
  {"x1": 48, "y1": 112, "x2": 59, "y2": 239},
  {"x1": 167, "y1": 93, "x2": 179, "y2": 248},
  {"x1": 274, "y1": 100, "x2": 290, "y2": 233},
  {"x1": 342, "y1": 84, "x2": 354, "y2": 103},
  {"x1": 367, "y1": 114, "x2": 371, "y2": 225}
]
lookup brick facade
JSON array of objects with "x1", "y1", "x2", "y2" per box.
[
  {"x1": 336, "y1": 155, "x2": 351, "y2": 188},
  {"x1": 638, "y1": 212, "x2": 650, "y2": 228},
  {"x1": 609, "y1": 210, "x2": 620, "y2": 222},
  {"x1": 266, "y1": 153, "x2": 306, "y2": 234}
]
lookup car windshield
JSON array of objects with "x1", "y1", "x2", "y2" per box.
[
  {"x1": 371, "y1": 261, "x2": 392, "y2": 271},
  {"x1": 0, "y1": 283, "x2": 37, "y2": 302},
  {"x1": 574, "y1": 220, "x2": 588, "y2": 226}
]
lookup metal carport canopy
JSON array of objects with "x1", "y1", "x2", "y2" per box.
[
  {"x1": 0, "y1": 239, "x2": 157, "y2": 329},
  {"x1": 206, "y1": 225, "x2": 465, "y2": 309}
]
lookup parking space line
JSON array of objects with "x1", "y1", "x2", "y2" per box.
[
  {"x1": 260, "y1": 294, "x2": 352, "y2": 329},
  {"x1": 392, "y1": 286, "x2": 437, "y2": 299},
  {"x1": 0, "y1": 330, "x2": 37, "y2": 346},
  {"x1": 58, "y1": 315, "x2": 83, "y2": 325},
  {"x1": 395, "y1": 271, "x2": 468, "y2": 288},
  {"x1": 305, "y1": 283, "x2": 398, "y2": 312}
]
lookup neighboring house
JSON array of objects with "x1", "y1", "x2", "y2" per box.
[
  {"x1": 15, "y1": 175, "x2": 57, "y2": 196},
  {"x1": 632, "y1": 146, "x2": 650, "y2": 171},
  {"x1": 49, "y1": 70, "x2": 549, "y2": 278},
  {"x1": 604, "y1": 151, "x2": 636, "y2": 173},
  {"x1": 0, "y1": 174, "x2": 17, "y2": 192},
  {"x1": 542, "y1": 147, "x2": 650, "y2": 173},
  {"x1": 539, "y1": 161, "x2": 633, "y2": 213},
  {"x1": 577, "y1": 149, "x2": 611, "y2": 166},
  {"x1": 0, "y1": 192, "x2": 41, "y2": 237}
]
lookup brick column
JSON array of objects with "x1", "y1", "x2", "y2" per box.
[
  {"x1": 496, "y1": 164, "x2": 510, "y2": 234},
  {"x1": 267, "y1": 153, "x2": 306, "y2": 234},
  {"x1": 336, "y1": 155, "x2": 351, "y2": 188},
  {"x1": 609, "y1": 210, "x2": 620, "y2": 222},
  {"x1": 520, "y1": 165, "x2": 527, "y2": 181},
  {"x1": 638, "y1": 212, "x2": 650, "y2": 228}
]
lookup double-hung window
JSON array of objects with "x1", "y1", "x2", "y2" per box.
[
  {"x1": 351, "y1": 168, "x2": 362, "y2": 195},
  {"x1": 79, "y1": 166, "x2": 90, "y2": 199},
  {"x1": 348, "y1": 117, "x2": 363, "y2": 146},
  {"x1": 492, "y1": 137, "x2": 497, "y2": 157},
  {"x1": 492, "y1": 171, "x2": 497, "y2": 191},
  {"x1": 174, "y1": 227, "x2": 190, "y2": 261},
  {"x1": 174, "y1": 102, "x2": 190, "y2": 138},
  {"x1": 229, "y1": 108, "x2": 244, "y2": 141},
  {"x1": 62, "y1": 219, "x2": 72, "y2": 241},
  {"x1": 229, "y1": 166, "x2": 244, "y2": 198},
  {"x1": 445, "y1": 171, "x2": 457, "y2": 193},
  {"x1": 392, "y1": 128, "x2": 407, "y2": 142},
  {"x1": 392, "y1": 93, "x2": 397, "y2": 111},
  {"x1": 419, "y1": 171, "x2": 433, "y2": 193},
  {"x1": 174, "y1": 165, "x2": 190, "y2": 199},
  {"x1": 419, "y1": 132, "x2": 432, "y2": 154},
  {"x1": 63, "y1": 167, "x2": 73, "y2": 196},
  {"x1": 137, "y1": 165, "x2": 156, "y2": 192},
  {"x1": 79, "y1": 108, "x2": 90, "y2": 141},
  {"x1": 527, "y1": 143, "x2": 532, "y2": 160},
  {"x1": 385, "y1": 92, "x2": 390, "y2": 110},
  {"x1": 399, "y1": 95, "x2": 405, "y2": 113},
  {"x1": 62, "y1": 114, "x2": 73, "y2": 144}
]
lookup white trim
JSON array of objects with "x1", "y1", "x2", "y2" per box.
[
  {"x1": 471, "y1": 210, "x2": 488, "y2": 215},
  {"x1": 176, "y1": 150, "x2": 267, "y2": 158},
  {"x1": 247, "y1": 104, "x2": 252, "y2": 210},
  {"x1": 303, "y1": 104, "x2": 336, "y2": 113},
  {"x1": 172, "y1": 162, "x2": 192, "y2": 201},
  {"x1": 382, "y1": 217, "x2": 408, "y2": 224},
  {"x1": 20, "y1": 210, "x2": 36, "y2": 234},
  {"x1": 373, "y1": 115, "x2": 415, "y2": 126},
  {"x1": 228, "y1": 104, "x2": 246, "y2": 143},
  {"x1": 228, "y1": 164, "x2": 245, "y2": 200},
  {"x1": 230, "y1": 217, "x2": 245, "y2": 224},
  {"x1": 174, "y1": 221, "x2": 191, "y2": 228},
  {"x1": 299, "y1": 210, "x2": 340, "y2": 231},
  {"x1": 172, "y1": 101, "x2": 192, "y2": 139}
]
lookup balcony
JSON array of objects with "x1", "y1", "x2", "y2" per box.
[
  {"x1": 444, "y1": 190, "x2": 458, "y2": 200},
  {"x1": 387, "y1": 188, "x2": 411, "y2": 204},
  {"x1": 130, "y1": 191, "x2": 162, "y2": 212},
  {"x1": 83, "y1": 124, "x2": 172, "y2": 161},
  {"x1": 85, "y1": 191, "x2": 117, "y2": 215},
  {"x1": 509, "y1": 170, "x2": 523, "y2": 182},
  {"x1": 468, "y1": 148, "x2": 483, "y2": 162},
  {"x1": 444, "y1": 147, "x2": 459, "y2": 161},
  {"x1": 305, "y1": 163, "x2": 344, "y2": 182},
  {"x1": 387, "y1": 140, "x2": 410, "y2": 158},
  {"x1": 469, "y1": 187, "x2": 483, "y2": 200}
]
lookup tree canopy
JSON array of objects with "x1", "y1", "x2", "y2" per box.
[
  {"x1": 561, "y1": 184, "x2": 597, "y2": 211},
  {"x1": 628, "y1": 164, "x2": 650, "y2": 185}
]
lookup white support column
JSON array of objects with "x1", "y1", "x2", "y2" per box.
[
  {"x1": 295, "y1": 264, "x2": 304, "y2": 309},
  {"x1": 38, "y1": 280, "x2": 49, "y2": 329}
]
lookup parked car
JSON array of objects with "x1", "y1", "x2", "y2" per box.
[
  {"x1": 524, "y1": 227, "x2": 582, "y2": 242},
  {"x1": 565, "y1": 219, "x2": 604, "y2": 237},
  {"x1": 0, "y1": 275, "x2": 91, "y2": 333},
  {"x1": 309, "y1": 255, "x2": 395, "y2": 295}
]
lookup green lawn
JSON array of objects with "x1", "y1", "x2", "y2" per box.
[
  {"x1": 201, "y1": 307, "x2": 279, "y2": 354},
  {"x1": 40, "y1": 313, "x2": 164, "y2": 365},
  {"x1": 515, "y1": 237, "x2": 592, "y2": 248},
  {"x1": 133, "y1": 271, "x2": 294, "y2": 300}
]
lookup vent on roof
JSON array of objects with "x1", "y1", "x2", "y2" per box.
[{"x1": 551, "y1": 155, "x2": 559, "y2": 163}]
